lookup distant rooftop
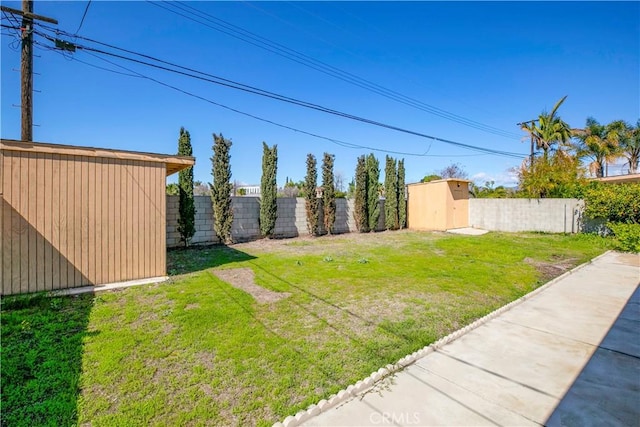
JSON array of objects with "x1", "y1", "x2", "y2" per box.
[{"x1": 592, "y1": 174, "x2": 640, "y2": 184}]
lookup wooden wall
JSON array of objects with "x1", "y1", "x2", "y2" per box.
[
  {"x1": 407, "y1": 180, "x2": 470, "y2": 231},
  {"x1": 1, "y1": 148, "x2": 166, "y2": 295}
]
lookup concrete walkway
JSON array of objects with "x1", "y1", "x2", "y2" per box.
[{"x1": 302, "y1": 251, "x2": 640, "y2": 426}]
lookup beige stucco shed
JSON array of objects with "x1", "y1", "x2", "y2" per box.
[
  {"x1": 1, "y1": 139, "x2": 194, "y2": 295},
  {"x1": 407, "y1": 178, "x2": 470, "y2": 231}
]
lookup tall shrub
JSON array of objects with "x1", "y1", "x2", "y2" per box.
[
  {"x1": 384, "y1": 155, "x2": 398, "y2": 230},
  {"x1": 354, "y1": 155, "x2": 369, "y2": 232},
  {"x1": 366, "y1": 153, "x2": 380, "y2": 231},
  {"x1": 304, "y1": 154, "x2": 319, "y2": 236},
  {"x1": 260, "y1": 142, "x2": 278, "y2": 238},
  {"x1": 177, "y1": 127, "x2": 196, "y2": 246},
  {"x1": 322, "y1": 152, "x2": 336, "y2": 234},
  {"x1": 517, "y1": 153, "x2": 586, "y2": 198},
  {"x1": 397, "y1": 159, "x2": 406, "y2": 229},
  {"x1": 583, "y1": 182, "x2": 640, "y2": 252},
  {"x1": 583, "y1": 182, "x2": 640, "y2": 224},
  {"x1": 210, "y1": 133, "x2": 233, "y2": 244}
]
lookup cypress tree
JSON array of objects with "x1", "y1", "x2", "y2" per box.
[
  {"x1": 177, "y1": 127, "x2": 196, "y2": 247},
  {"x1": 260, "y1": 142, "x2": 278, "y2": 238},
  {"x1": 354, "y1": 155, "x2": 369, "y2": 232},
  {"x1": 210, "y1": 133, "x2": 233, "y2": 244},
  {"x1": 397, "y1": 159, "x2": 407, "y2": 229},
  {"x1": 322, "y1": 152, "x2": 336, "y2": 234},
  {"x1": 304, "y1": 153, "x2": 319, "y2": 236},
  {"x1": 366, "y1": 153, "x2": 380, "y2": 232},
  {"x1": 384, "y1": 155, "x2": 398, "y2": 230}
]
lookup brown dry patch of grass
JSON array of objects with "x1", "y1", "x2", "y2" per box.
[
  {"x1": 211, "y1": 268, "x2": 291, "y2": 304},
  {"x1": 524, "y1": 256, "x2": 580, "y2": 282}
]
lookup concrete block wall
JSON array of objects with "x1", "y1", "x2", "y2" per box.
[
  {"x1": 274, "y1": 197, "x2": 305, "y2": 238},
  {"x1": 166, "y1": 196, "x2": 220, "y2": 247},
  {"x1": 231, "y1": 197, "x2": 261, "y2": 242},
  {"x1": 167, "y1": 196, "x2": 383, "y2": 247},
  {"x1": 469, "y1": 198, "x2": 584, "y2": 233}
]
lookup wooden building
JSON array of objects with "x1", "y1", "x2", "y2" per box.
[
  {"x1": 407, "y1": 179, "x2": 470, "y2": 231},
  {"x1": 1, "y1": 139, "x2": 194, "y2": 295}
]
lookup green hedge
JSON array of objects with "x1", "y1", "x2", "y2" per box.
[
  {"x1": 583, "y1": 183, "x2": 640, "y2": 252},
  {"x1": 607, "y1": 222, "x2": 640, "y2": 252},
  {"x1": 583, "y1": 183, "x2": 640, "y2": 224}
]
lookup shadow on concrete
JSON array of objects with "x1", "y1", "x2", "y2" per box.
[
  {"x1": 545, "y1": 285, "x2": 640, "y2": 426},
  {"x1": 166, "y1": 244, "x2": 257, "y2": 276},
  {"x1": 0, "y1": 292, "x2": 96, "y2": 426}
]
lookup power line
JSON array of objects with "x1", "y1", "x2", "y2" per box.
[
  {"x1": 38, "y1": 40, "x2": 506, "y2": 159},
  {"x1": 146, "y1": 0, "x2": 522, "y2": 140},
  {"x1": 75, "y1": 0, "x2": 92, "y2": 34},
  {"x1": 152, "y1": 0, "x2": 520, "y2": 139},
  {"x1": 33, "y1": 27, "x2": 526, "y2": 158}
]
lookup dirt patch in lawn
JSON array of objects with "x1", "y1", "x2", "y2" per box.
[
  {"x1": 232, "y1": 229, "x2": 430, "y2": 255},
  {"x1": 524, "y1": 256, "x2": 579, "y2": 282},
  {"x1": 211, "y1": 268, "x2": 290, "y2": 304}
]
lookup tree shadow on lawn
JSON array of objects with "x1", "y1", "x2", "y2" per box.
[
  {"x1": 167, "y1": 244, "x2": 257, "y2": 276},
  {"x1": 1, "y1": 292, "x2": 96, "y2": 427}
]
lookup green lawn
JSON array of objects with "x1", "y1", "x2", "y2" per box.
[{"x1": 1, "y1": 231, "x2": 610, "y2": 426}]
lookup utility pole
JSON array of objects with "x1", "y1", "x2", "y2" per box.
[
  {"x1": 517, "y1": 118, "x2": 538, "y2": 169},
  {"x1": 1, "y1": 2, "x2": 57, "y2": 142},
  {"x1": 21, "y1": 0, "x2": 34, "y2": 142}
]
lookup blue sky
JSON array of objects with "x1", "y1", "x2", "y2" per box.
[{"x1": 2, "y1": 1, "x2": 638, "y2": 187}]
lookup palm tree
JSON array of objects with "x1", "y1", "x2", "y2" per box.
[
  {"x1": 521, "y1": 96, "x2": 573, "y2": 159},
  {"x1": 617, "y1": 119, "x2": 640, "y2": 174},
  {"x1": 573, "y1": 118, "x2": 622, "y2": 178}
]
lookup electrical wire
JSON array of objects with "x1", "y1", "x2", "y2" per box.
[
  {"x1": 75, "y1": 0, "x2": 92, "y2": 34},
  {"x1": 153, "y1": 0, "x2": 520, "y2": 139},
  {"x1": 33, "y1": 39, "x2": 141, "y2": 77},
  {"x1": 75, "y1": 51, "x2": 490, "y2": 158},
  {"x1": 0, "y1": 18, "x2": 22, "y2": 50},
  {"x1": 37, "y1": 40, "x2": 502, "y2": 159},
  {"x1": 147, "y1": 0, "x2": 522, "y2": 140},
  {"x1": 33, "y1": 27, "x2": 526, "y2": 158}
]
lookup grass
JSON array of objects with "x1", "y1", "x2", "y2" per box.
[{"x1": 1, "y1": 231, "x2": 610, "y2": 426}]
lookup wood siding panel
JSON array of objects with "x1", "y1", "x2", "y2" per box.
[
  {"x1": 149, "y1": 163, "x2": 157, "y2": 277},
  {"x1": 19, "y1": 153, "x2": 29, "y2": 294},
  {"x1": 143, "y1": 164, "x2": 150, "y2": 278},
  {"x1": 51, "y1": 154, "x2": 61, "y2": 289},
  {"x1": 35, "y1": 153, "x2": 45, "y2": 292},
  {"x1": 100, "y1": 158, "x2": 108, "y2": 284},
  {"x1": 60, "y1": 154, "x2": 70, "y2": 289},
  {"x1": 43, "y1": 153, "x2": 52, "y2": 290},
  {"x1": 1, "y1": 151, "x2": 8, "y2": 292},
  {"x1": 1, "y1": 148, "x2": 171, "y2": 295},
  {"x1": 87, "y1": 158, "x2": 95, "y2": 285},
  {"x1": 27, "y1": 153, "x2": 37, "y2": 292},
  {"x1": 156, "y1": 165, "x2": 165, "y2": 276},
  {"x1": 122, "y1": 160, "x2": 133, "y2": 277},
  {"x1": 67, "y1": 154, "x2": 76, "y2": 288},
  {"x1": 108, "y1": 159, "x2": 115, "y2": 283},
  {"x1": 132, "y1": 163, "x2": 140, "y2": 279},
  {"x1": 74, "y1": 157, "x2": 83, "y2": 287}
]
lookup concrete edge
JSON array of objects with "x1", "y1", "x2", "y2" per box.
[
  {"x1": 272, "y1": 250, "x2": 614, "y2": 427},
  {"x1": 48, "y1": 276, "x2": 169, "y2": 297}
]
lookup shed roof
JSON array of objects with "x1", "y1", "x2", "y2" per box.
[
  {"x1": 407, "y1": 178, "x2": 472, "y2": 186},
  {"x1": 592, "y1": 174, "x2": 640, "y2": 184},
  {"x1": 1, "y1": 139, "x2": 194, "y2": 176}
]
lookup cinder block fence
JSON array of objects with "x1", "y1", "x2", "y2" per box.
[
  {"x1": 167, "y1": 194, "x2": 590, "y2": 248},
  {"x1": 166, "y1": 196, "x2": 384, "y2": 247},
  {"x1": 468, "y1": 199, "x2": 584, "y2": 233}
]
